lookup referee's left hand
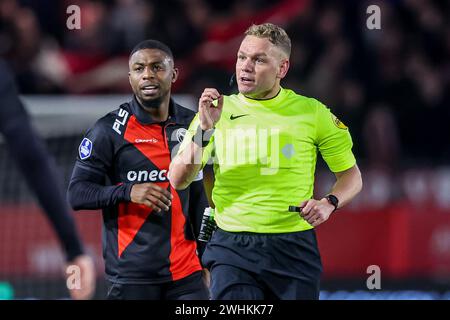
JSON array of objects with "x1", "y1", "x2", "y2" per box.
[{"x1": 298, "y1": 198, "x2": 335, "y2": 227}]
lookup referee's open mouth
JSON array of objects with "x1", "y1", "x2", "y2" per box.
[
  {"x1": 239, "y1": 76, "x2": 255, "y2": 87},
  {"x1": 239, "y1": 76, "x2": 254, "y2": 83}
]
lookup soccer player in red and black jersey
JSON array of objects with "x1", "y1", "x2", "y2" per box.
[{"x1": 67, "y1": 40, "x2": 209, "y2": 300}]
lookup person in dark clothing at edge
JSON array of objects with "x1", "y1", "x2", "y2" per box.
[
  {"x1": 67, "y1": 40, "x2": 209, "y2": 300},
  {"x1": 0, "y1": 59, "x2": 96, "y2": 300}
]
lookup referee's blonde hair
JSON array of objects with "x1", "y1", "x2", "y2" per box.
[{"x1": 245, "y1": 23, "x2": 291, "y2": 58}]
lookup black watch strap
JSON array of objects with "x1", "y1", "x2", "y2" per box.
[{"x1": 325, "y1": 194, "x2": 339, "y2": 212}]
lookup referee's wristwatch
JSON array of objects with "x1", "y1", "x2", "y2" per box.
[{"x1": 325, "y1": 194, "x2": 339, "y2": 212}]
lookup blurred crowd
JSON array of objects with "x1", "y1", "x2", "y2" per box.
[{"x1": 0, "y1": 0, "x2": 448, "y2": 165}]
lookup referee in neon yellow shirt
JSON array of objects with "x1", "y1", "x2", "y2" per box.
[{"x1": 169, "y1": 23, "x2": 362, "y2": 300}]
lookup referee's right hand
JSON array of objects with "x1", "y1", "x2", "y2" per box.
[
  {"x1": 130, "y1": 183, "x2": 173, "y2": 212},
  {"x1": 199, "y1": 88, "x2": 223, "y2": 130}
]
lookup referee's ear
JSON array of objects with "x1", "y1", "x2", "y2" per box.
[{"x1": 277, "y1": 59, "x2": 290, "y2": 79}]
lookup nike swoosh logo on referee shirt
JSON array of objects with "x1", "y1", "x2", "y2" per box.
[{"x1": 230, "y1": 114, "x2": 249, "y2": 120}]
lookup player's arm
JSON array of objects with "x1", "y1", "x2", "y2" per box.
[
  {"x1": 68, "y1": 125, "x2": 171, "y2": 212},
  {"x1": 0, "y1": 59, "x2": 84, "y2": 261},
  {"x1": 69, "y1": 165, "x2": 172, "y2": 212},
  {"x1": 169, "y1": 88, "x2": 223, "y2": 190},
  {"x1": 67, "y1": 122, "x2": 132, "y2": 210},
  {"x1": 67, "y1": 164, "x2": 133, "y2": 210},
  {"x1": 0, "y1": 59, "x2": 96, "y2": 299}
]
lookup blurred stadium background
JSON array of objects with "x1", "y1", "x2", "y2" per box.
[{"x1": 0, "y1": 0, "x2": 449, "y2": 299}]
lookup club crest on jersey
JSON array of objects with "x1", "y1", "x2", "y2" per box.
[
  {"x1": 175, "y1": 128, "x2": 187, "y2": 143},
  {"x1": 331, "y1": 114, "x2": 348, "y2": 130},
  {"x1": 79, "y1": 138, "x2": 93, "y2": 160}
]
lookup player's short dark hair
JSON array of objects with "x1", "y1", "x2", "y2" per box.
[{"x1": 129, "y1": 40, "x2": 174, "y2": 60}]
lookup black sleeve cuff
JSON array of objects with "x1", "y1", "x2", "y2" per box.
[
  {"x1": 122, "y1": 183, "x2": 134, "y2": 202},
  {"x1": 65, "y1": 241, "x2": 85, "y2": 262}
]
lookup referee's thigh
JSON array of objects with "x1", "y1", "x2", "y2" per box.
[
  {"x1": 210, "y1": 264, "x2": 264, "y2": 300},
  {"x1": 261, "y1": 229, "x2": 322, "y2": 300},
  {"x1": 261, "y1": 273, "x2": 320, "y2": 300}
]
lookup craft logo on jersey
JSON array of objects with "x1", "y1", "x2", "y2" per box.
[
  {"x1": 331, "y1": 114, "x2": 348, "y2": 130},
  {"x1": 135, "y1": 138, "x2": 158, "y2": 143},
  {"x1": 79, "y1": 138, "x2": 93, "y2": 160}
]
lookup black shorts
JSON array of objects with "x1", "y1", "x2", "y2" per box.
[
  {"x1": 106, "y1": 271, "x2": 209, "y2": 300},
  {"x1": 202, "y1": 228, "x2": 322, "y2": 300}
]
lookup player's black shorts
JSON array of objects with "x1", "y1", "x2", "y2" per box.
[
  {"x1": 202, "y1": 228, "x2": 322, "y2": 300},
  {"x1": 106, "y1": 271, "x2": 209, "y2": 300}
]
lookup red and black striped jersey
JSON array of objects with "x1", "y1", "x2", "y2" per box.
[{"x1": 68, "y1": 96, "x2": 206, "y2": 284}]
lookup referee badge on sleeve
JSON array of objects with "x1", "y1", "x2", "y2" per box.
[
  {"x1": 331, "y1": 114, "x2": 348, "y2": 130},
  {"x1": 79, "y1": 138, "x2": 93, "y2": 160}
]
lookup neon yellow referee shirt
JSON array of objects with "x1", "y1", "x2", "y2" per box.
[{"x1": 179, "y1": 87, "x2": 356, "y2": 233}]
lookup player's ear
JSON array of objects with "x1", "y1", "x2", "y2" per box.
[
  {"x1": 277, "y1": 59, "x2": 290, "y2": 79},
  {"x1": 172, "y1": 68, "x2": 179, "y2": 83}
]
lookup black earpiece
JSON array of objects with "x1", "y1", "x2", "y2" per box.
[{"x1": 229, "y1": 73, "x2": 236, "y2": 87}]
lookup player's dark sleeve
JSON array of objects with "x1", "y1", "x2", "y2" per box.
[
  {"x1": 0, "y1": 60, "x2": 84, "y2": 262},
  {"x1": 68, "y1": 166, "x2": 133, "y2": 210},
  {"x1": 67, "y1": 122, "x2": 133, "y2": 210}
]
